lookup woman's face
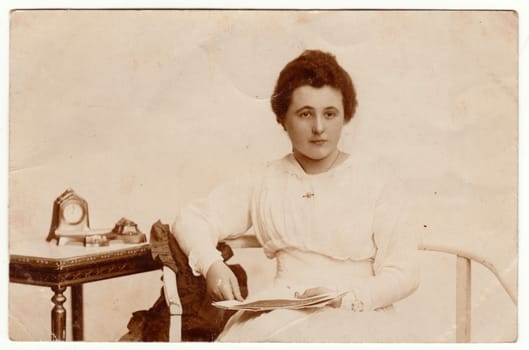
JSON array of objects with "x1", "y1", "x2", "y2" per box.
[{"x1": 283, "y1": 85, "x2": 345, "y2": 163}]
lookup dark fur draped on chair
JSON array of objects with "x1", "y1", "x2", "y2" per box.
[{"x1": 120, "y1": 220, "x2": 248, "y2": 342}]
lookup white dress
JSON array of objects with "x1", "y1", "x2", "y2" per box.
[{"x1": 172, "y1": 153, "x2": 420, "y2": 342}]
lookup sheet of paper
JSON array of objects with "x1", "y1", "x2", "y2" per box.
[{"x1": 212, "y1": 291, "x2": 345, "y2": 311}]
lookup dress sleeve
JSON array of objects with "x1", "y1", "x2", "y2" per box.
[
  {"x1": 354, "y1": 174, "x2": 420, "y2": 311},
  {"x1": 171, "y1": 174, "x2": 254, "y2": 277}
]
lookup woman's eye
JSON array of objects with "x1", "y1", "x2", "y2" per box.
[
  {"x1": 299, "y1": 111, "x2": 312, "y2": 118},
  {"x1": 324, "y1": 111, "x2": 337, "y2": 119}
]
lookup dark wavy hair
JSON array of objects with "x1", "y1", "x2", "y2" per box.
[{"x1": 271, "y1": 50, "x2": 357, "y2": 125}]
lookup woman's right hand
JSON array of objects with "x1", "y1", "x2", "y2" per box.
[{"x1": 205, "y1": 260, "x2": 243, "y2": 301}]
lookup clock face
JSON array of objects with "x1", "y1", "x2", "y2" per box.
[{"x1": 62, "y1": 202, "x2": 85, "y2": 225}]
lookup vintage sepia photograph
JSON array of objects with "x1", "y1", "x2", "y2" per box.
[{"x1": 5, "y1": 6, "x2": 520, "y2": 345}]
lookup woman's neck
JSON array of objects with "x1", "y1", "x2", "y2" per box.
[{"x1": 293, "y1": 149, "x2": 342, "y2": 174}]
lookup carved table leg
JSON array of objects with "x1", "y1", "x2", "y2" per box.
[
  {"x1": 71, "y1": 284, "x2": 84, "y2": 341},
  {"x1": 51, "y1": 285, "x2": 67, "y2": 341}
]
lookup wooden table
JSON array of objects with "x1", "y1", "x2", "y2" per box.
[{"x1": 9, "y1": 241, "x2": 161, "y2": 341}]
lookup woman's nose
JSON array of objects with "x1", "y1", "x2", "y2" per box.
[{"x1": 312, "y1": 115, "x2": 325, "y2": 134}]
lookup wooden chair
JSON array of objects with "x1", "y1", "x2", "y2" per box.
[{"x1": 161, "y1": 235, "x2": 517, "y2": 342}]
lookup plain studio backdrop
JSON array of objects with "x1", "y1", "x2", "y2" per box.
[{"x1": 8, "y1": 10, "x2": 517, "y2": 341}]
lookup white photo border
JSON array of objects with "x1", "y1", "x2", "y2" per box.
[{"x1": 1, "y1": 1, "x2": 527, "y2": 350}]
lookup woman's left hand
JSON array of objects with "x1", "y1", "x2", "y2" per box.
[{"x1": 295, "y1": 287, "x2": 342, "y2": 308}]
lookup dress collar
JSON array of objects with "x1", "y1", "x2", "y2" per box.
[{"x1": 281, "y1": 153, "x2": 353, "y2": 178}]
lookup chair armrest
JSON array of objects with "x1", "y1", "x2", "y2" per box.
[
  {"x1": 162, "y1": 266, "x2": 183, "y2": 314},
  {"x1": 418, "y1": 242, "x2": 517, "y2": 305},
  {"x1": 224, "y1": 235, "x2": 261, "y2": 249},
  {"x1": 162, "y1": 266, "x2": 183, "y2": 342},
  {"x1": 419, "y1": 242, "x2": 516, "y2": 343}
]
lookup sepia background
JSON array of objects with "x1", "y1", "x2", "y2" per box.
[{"x1": 8, "y1": 10, "x2": 517, "y2": 341}]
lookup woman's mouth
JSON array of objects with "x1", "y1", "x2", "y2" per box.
[{"x1": 310, "y1": 140, "x2": 327, "y2": 145}]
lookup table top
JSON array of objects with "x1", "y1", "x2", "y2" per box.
[
  {"x1": 9, "y1": 240, "x2": 162, "y2": 287},
  {"x1": 10, "y1": 240, "x2": 152, "y2": 265}
]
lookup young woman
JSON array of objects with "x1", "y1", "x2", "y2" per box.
[{"x1": 172, "y1": 50, "x2": 419, "y2": 342}]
